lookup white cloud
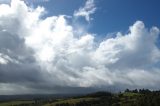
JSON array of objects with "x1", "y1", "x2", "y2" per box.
[
  {"x1": 0, "y1": 0, "x2": 160, "y2": 94},
  {"x1": 22, "y1": 0, "x2": 49, "y2": 3},
  {"x1": 0, "y1": 53, "x2": 9, "y2": 64},
  {"x1": 74, "y1": 0, "x2": 96, "y2": 22}
]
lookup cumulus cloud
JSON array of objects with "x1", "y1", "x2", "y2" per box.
[
  {"x1": 74, "y1": 0, "x2": 96, "y2": 22},
  {"x1": 0, "y1": 0, "x2": 160, "y2": 94}
]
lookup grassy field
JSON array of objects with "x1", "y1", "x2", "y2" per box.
[
  {"x1": 0, "y1": 92, "x2": 139, "y2": 106},
  {"x1": 0, "y1": 100, "x2": 34, "y2": 106},
  {"x1": 0, "y1": 97, "x2": 99, "y2": 106},
  {"x1": 44, "y1": 97, "x2": 98, "y2": 106},
  {"x1": 43, "y1": 92, "x2": 142, "y2": 106},
  {"x1": 1, "y1": 90, "x2": 160, "y2": 106},
  {"x1": 114, "y1": 92, "x2": 141, "y2": 106}
]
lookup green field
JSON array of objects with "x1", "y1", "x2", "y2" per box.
[
  {"x1": 44, "y1": 98, "x2": 98, "y2": 106},
  {"x1": 1, "y1": 89, "x2": 160, "y2": 106},
  {"x1": 0, "y1": 100, "x2": 34, "y2": 106},
  {"x1": 0, "y1": 92, "x2": 142, "y2": 106}
]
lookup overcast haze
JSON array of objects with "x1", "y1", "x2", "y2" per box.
[{"x1": 0, "y1": 0, "x2": 160, "y2": 95}]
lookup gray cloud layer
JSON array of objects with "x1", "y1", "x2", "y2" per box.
[{"x1": 0, "y1": 0, "x2": 160, "y2": 94}]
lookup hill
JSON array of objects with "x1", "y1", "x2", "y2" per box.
[{"x1": 1, "y1": 89, "x2": 160, "y2": 106}]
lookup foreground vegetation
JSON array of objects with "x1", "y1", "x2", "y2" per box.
[{"x1": 1, "y1": 89, "x2": 160, "y2": 106}]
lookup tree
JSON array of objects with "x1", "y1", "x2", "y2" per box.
[{"x1": 125, "y1": 89, "x2": 130, "y2": 92}]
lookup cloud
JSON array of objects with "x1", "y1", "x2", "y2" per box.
[
  {"x1": 0, "y1": 0, "x2": 160, "y2": 94},
  {"x1": 23, "y1": 0, "x2": 50, "y2": 3},
  {"x1": 0, "y1": 0, "x2": 11, "y2": 4},
  {"x1": 74, "y1": 0, "x2": 96, "y2": 22}
]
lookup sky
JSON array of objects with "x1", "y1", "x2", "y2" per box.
[{"x1": 0, "y1": 0, "x2": 160, "y2": 95}]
